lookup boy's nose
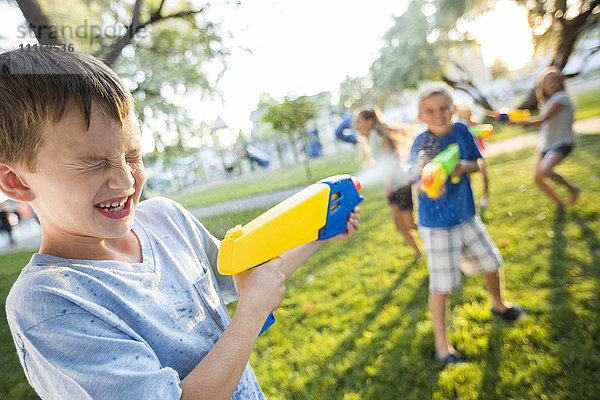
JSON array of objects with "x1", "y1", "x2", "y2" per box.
[{"x1": 107, "y1": 162, "x2": 135, "y2": 190}]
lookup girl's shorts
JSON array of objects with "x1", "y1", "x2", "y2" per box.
[
  {"x1": 540, "y1": 144, "x2": 574, "y2": 159},
  {"x1": 418, "y1": 216, "x2": 503, "y2": 294},
  {"x1": 387, "y1": 185, "x2": 413, "y2": 211}
]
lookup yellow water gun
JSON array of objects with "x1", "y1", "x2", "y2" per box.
[
  {"x1": 420, "y1": 144, "x2": 461, "y2": 199},
  {"x1": 496, "y1": 108, "x2": 531, "y2": 123},
  {"x1": 217, "y1": 174, "x2": 363, "y2": 334}
]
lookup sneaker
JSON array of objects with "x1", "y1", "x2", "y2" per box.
[
  {"x1": 434, "y1": 351, "x2": 466, "y2": 369},
  {"x1": 491, "y1": 304, "x2": 525, "y2": 322}
]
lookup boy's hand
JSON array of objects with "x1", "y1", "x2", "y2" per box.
[
  {"x1": 233, "y1": 258, "x2": 285, "y2": 318},
  {"x1": 326, "y1": 206, "x2": 360, "y2": 242},
  {"x1": 450, "y1": 161, "x2": 466, "y2": 180}
]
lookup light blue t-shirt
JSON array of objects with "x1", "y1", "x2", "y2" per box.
[
  {"x1": 409, "y1": 122, "x2": 482, "y2": 228},
  {"x1": 5, "y1": 197, "x2": 265, "y2": 400}
]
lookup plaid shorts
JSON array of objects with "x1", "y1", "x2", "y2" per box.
[{"x1": 418, "y1": 216, "x2": 503, "y2": 294}]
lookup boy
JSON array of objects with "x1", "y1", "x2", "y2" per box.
[
  {"x1": 410, "y1": 84, "x2": 523, "y2": 368},
  {"x1": 0, "y1": 49, "x2": 360, "y2": 399}
]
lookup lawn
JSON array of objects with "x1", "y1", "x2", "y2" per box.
[
  {"x1": 573, "y1": 89, "x2": 600, "y2": 120},
  {"x1": 1, "y1": 135, "x2": 599, "y2": 399},
  {"x1": 169, "y1": 150, "x2": 362, "y2": 210},
  {"x1": 244, "y1": 134, "x2": 600, "y2": 399}
]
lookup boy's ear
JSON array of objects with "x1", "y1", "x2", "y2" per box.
[
  {"x1": 0, "y1": 164, "x2": 36, "y2": 203},
  {"x1": 417, "y1": 114, "x2": 423, "y2": 122}
]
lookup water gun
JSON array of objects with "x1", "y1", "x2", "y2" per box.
[
  {"x1": 217, "y1": 174, "x2": 364, "y2": 334},
  {"x1": 495, "y1": 108, "x2": 531, "y2": 123},
  {"x1": 470, "y1": 124, "x2": 494, "y2": 138},
  {"x1": 420, "y1": 143, "x2": 461, "y2": 199}
]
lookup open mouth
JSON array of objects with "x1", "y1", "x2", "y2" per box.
[{"x1": 94, "y1": 195, "x2": 133, "y2": 217}]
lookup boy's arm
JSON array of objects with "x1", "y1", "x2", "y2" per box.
[
  {"x1": 278, "y1": 207, "x2": 360, "y2": 279},
  {"x1": 180, "y1": 258, "x2": 285, "y2": 400},
  {"x1": 451, "y1": 126, "x2": 481, "y2": 179},
  {"x1": 451, "y1": 159, "x2": 479, "y2": 179}
]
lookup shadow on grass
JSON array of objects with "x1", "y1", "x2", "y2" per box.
[
  {"x1": 572, "y1": 212, "x2": 600, "y2": 279},
  {"x1": 477, "y1": 320, "x2": 505, "y2": 400},
  {"x1": 544, "y1": 207, "x2": 583, "y2": 388},
  {"x1": 298, "y1": 261, "x2": 431, "y2": 399},
  {"x1": 361, "y1": 273, "x2": 432, "y2": 399}
]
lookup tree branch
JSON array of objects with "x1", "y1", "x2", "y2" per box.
[
  {"x1": 155, "y1": 0, "x2": 167, "y2": 17},
  {"x1": 102, "y1": 1, "x2": 204, "y2": 67},
  {"x1": 15, "y1": 0, "x2": 61, "y2": 45},
  {"x1": 103, "y1": 0, "x2": 143, "y2": 66}
]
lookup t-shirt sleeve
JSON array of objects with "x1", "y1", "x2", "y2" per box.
[
  {"x1": 542, "y1": 91, "x2": 571, "y2": 118},
  {"x1": 552, "y1": 91, "x2": 571, "y2": 106},
  {"x1": 17, "y1": 312, "x2": 182, "y2": 400},
  {"x1": 457, "y1": 124, "x2": 482, "y2": 160}
]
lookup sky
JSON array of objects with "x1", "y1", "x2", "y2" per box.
[
  {"x1": 192, "y1": 0, "x2": 411, "y2": 134},
  {"x1": 0, "y1": 0, "x2": 535, "y2": 152}
]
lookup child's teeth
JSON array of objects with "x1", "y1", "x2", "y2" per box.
[{"x1": 98, "y1": 198, "x2": 127, "y2": 211}]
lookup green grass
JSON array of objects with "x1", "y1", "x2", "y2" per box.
[
  {"x1": 573, "y1": 89, "x2": 600, "y2": 121},
  {"x1": 169, "y1": 150, "x2": 362, "y2": 209},
  {"x1": 236, "y1": 135, "x2": 599, "y2": 399},
  {"x1": 0, "y1": 251, "x2": 38, "y2": 399},
  {"x1": 2, "y1": 135, "x2": 600, "y2": 399}
]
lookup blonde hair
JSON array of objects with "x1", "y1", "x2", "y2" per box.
[
  {"x1": 0, "y1": 50, "x2": 133, "y2": 172},
  {"x1": 417, "y1": 83, "x2": 455, "y2": 113},
  {"x1": 536, "y1": 66, "x2": 565, "y2": 108}
]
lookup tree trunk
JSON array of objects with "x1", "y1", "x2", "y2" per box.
[
  {"x1": 553, "y1": 21, "x2": 582, "y2": 70},
  {"x1": 15, "y1": 0, "x2": 61, "y2": 45},
  {"x1": 519, "y1": 89, "x2": 539, "y2": 113}
]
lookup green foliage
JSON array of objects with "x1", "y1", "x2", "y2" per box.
[
  {"x1": 372, "y1": 0, "x2": 445, "y2": 91},
  {"x1": 261, "y1": 95, "x2": 319, "y2": 136},
  {"x1": 338, "y1": 0, "x2": 482, "y2": 110},
  {"x1": 339, "y1": 0, "x2": 600, "y2": 110}
]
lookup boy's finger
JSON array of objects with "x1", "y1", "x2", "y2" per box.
[{"x1": 345, "y1": 221, "x2": 354, "y2": 233}]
